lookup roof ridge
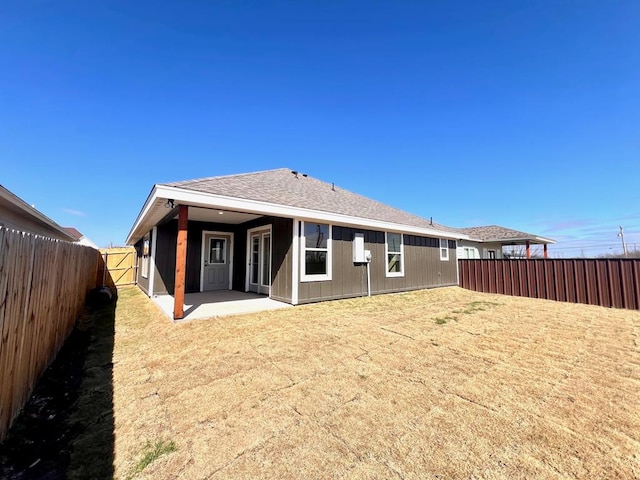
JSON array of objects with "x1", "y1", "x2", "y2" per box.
[{"x1": 161, "y1": 167, "x2": 292, "y2": 186}]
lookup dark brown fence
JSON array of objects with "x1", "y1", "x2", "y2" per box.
[
  {"x1": 458, "y1": 259, "x2": 640, "y2": 310},
  {"x1": 0, "y1": 227, "x2": 100, "y2": 441}
]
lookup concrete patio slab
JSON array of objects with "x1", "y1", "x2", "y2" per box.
[{"x1": 153, "y1": 290, "x2": 292, "y2": 321}]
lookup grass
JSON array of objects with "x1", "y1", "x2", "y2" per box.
[
  {"x1": 127, "y1": 440, "x2": 177, "y2": 479},
  {"x1": 109, "y1": 287, "x2": 640, "y2": 478}
]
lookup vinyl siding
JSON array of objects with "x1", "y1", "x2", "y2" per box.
[
  {"x1": 297, "y1": 226, "x2": 457, "y2": 304},
  {"x1": 457, "y1": 241, "x2": 504, "y2": 259}
]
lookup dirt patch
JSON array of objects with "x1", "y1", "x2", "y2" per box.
[{"x1": 0, "y1": 297, "x2": 116, "y2": 480}]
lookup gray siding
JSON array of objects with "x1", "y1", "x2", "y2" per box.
[
  {"x1": 270, "y1": 217, "x2": 293, "y2": 303},
  {"x1": 153, "y1": 220, "x2": 237, "y2": 295},
  {"x1": 150, "y1": 216, "x2": 292, "y2": 298},
  {"x1": 143, "y1": 216, "x2": 454, "y2": 304},
  {"x1": 297, "y1": 226, "x2": 457, "y2": 304}
]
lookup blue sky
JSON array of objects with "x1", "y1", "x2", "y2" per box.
[{"x1": 1, "y1": 1, "x2": 639, "y2": 255}]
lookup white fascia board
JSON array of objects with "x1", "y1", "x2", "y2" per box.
[
  {"x1": 492, "y1": 236, "x2": 557, "y2": 245},
  {"x1": 125, "y1": 185, "x2": 160, "y2": 245}
]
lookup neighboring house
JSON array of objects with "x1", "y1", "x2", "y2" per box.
[
  {"x1": 126, "y1": 168, "x2": 469, "y2": 319},
  {"x1": 0, "y1": 184, "x2": 76, "y2": 242},
  {"x1": 62, "y1": 227, "x2": 99, "y2": 249},
  {"x1": 456, "y1": 225, "x2": 556, "y2": 259}
]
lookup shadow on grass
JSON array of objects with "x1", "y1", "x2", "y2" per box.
[{"x1": 0, "y1": 294, "x2": 116, "y2": 480}]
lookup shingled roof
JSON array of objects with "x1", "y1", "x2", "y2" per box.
[
  {"x1": 458, "y1": 225, "x2": 555, "y2": 244},
  {"x1": 163, "y1": 168, "x2": 459, "y2": 233}
]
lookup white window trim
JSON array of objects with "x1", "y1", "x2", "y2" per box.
[
  {"x1": 245, "y1": 224, "x2": 273, "y2": 294},
  {"x1": 440, "y1": 238, "x2": 449, "y2": 261},
  {"x1": 291, "y1": 219, "x2": 300, "y2": 304},
  {"x1": 300, "y1": 221, "x2": 332, "y2": 282},
  {"x1": 141, "y1": 233, "x2": 150, "y2": 279},
  {"x1": 385, "y1": 232, "x2": 405, "y2": 278},
  {"x1": 148, "y1": 226, "x2": 157, "y2": 296}
]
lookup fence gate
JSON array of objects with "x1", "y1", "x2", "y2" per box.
[{"x1": 99, "y1": 247, "x2": 137, "y2": 286}]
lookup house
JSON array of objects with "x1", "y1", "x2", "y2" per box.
[
  {"x1": 456, "y1": 225, "x2": 555, "y2": 259},
  {"x1": 126, "y1": 168, "x2": 469, "y2": 319},
  {"x1": 0, "y1": 184, "x2": 76, "y2": 242},
  {"x1": 62, "y1": 227, "x2": 99, "y2": 249}
]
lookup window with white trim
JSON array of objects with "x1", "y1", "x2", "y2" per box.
[
  {"x1": 462, "y1": 247, "x2": 475, "y2": 259},
  {"x1": 386, "y1": 232, "x2": 404, "y2": 277},
  {"x1": 439, "y1": 238, "x2": 449, "y2": 261},
  {"x1": 301, "y1": 221, "x2": 332, "y2": 282},
  {"x1": 141, "y1": 233, "x2": 150, "y2": 278}
]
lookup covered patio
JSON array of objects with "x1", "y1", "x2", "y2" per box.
[{"x1": 153, "y1": 290, "x2": 292, "y2": 322}]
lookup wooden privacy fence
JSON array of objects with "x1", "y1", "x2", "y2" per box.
[
  {"x1": 459, "y1": 259, "x2": 640, "y2": 310},
  {"x1": 99, "y1": 247, "x2": 136, "y2": 287},
  {"x1": 0, "y1": 227, "x2": 100, "y2": 441}
]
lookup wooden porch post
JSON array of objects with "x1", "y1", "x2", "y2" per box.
[
  {"x1": 543, "y1": 243, "x2": 548, "y2": 259},
  {"x1": 173, "y1": 204, "x2": 188, "y2": 320},
  {"x1": 526, "y1": 240, "x2": 531, "y2": 259}
]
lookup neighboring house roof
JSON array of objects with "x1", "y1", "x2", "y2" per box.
[
  {"x1": 457, "y1": 225, "x2": 555, "y2": 244},
  {"x1": 63, "y1": 227, "x2": 83, "y2": 241},
  {"x1": 63, "y1": 226, "x2": 99, "y2": 249},
  {"x1": 127, "y1": 168, "x2": 466, "y2": 245},
  {"x1": 0, "y1": 184, "x2": 76, "y2": 242}
]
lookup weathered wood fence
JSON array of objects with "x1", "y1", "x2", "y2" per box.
[
  {"x1": 99, "y1": 247, "x2": 136, "y2": 287},
  {"x1": 0, "y1": 227, "x2": 100, "y2": 441},
  {"x1": 459, "y1": 259, "x2": 640, "y2": 310}
]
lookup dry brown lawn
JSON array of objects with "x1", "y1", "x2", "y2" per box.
[{"x1": 112, "y1": 286, "x2": 640, "y2": 479}]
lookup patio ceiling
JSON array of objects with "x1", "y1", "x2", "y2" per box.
[{"x1": 172, "y1": 206, "x2": 261, "y2": 225}]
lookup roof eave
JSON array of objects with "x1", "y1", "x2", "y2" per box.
[
  {"x1": 125, "y1": 184, "x2": 160, "y2": 245},
  {"x1": 0, "y1": 185, "x2": 77, "y2": 242},
  {"x1": 126, "y1": 184, "x2": 470, "y2": 245},
  {"x1": 486, "y1": 236, "x2": 556, "y2": 245}
]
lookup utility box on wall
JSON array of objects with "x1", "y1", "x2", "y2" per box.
[{"x1": 353, "y1": 233, "x2": 368, "y2": 263}]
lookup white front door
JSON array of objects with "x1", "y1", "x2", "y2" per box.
[
  {"x1": 248, "y1": 230, "x2": 271, "y2": 295},
  {"x1": 203, "y1": 234, "x2": 230, "y2": 291}
]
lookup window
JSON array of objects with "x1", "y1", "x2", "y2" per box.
[
  {"x1": 439, "y1": 238, "x2": 449, "y2": 261},
  {"x1": 141, "y1": 233, "x2": 150, "y2": 278},
  {"x1": 301, "y1": 222, "x2": 332, "y2": 281},
  {"x1": 487, "y1": 249, "x2": 496, "y2": 259},
  {"x1": 209, "y1": 238, "x2": 226, "y2": 264},
  {"x1": 386, "y1": 232, "x2": 404, "y2": 277},
  {"x1": 463, "y1": 247, "x2": 476, "y2": 259}
]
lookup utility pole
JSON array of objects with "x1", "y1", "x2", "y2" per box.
[{"x1": 618, "y1": 226, "x2": 628, "y2": 258}]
